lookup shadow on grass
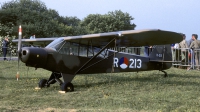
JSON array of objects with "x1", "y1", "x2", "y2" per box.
[
  {"x1": 0, "y1": 76, "x2": 7, "y2": 80},
  {"x1": 170, "y1": 73, "x2": 200, "y2": 79},
  {"x1": 2, "y1": 70, "x2": 200, "y2": 91},
  {"x1": 74, "y1": 71, "x2": 200, "y2": 90}
]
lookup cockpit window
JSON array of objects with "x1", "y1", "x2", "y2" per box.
[
  {"x1": 46, "y1": 38, "x2": 65, "y2": 51},
  {"x1": 57, "y1": 41, "x2": 108, "y2": 58},
  {"x1": 46, "y1": 38, "x2": 108, "y2": 58}
]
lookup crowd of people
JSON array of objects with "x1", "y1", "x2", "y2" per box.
[{"x1": 172, "y1": 34, "x2": 200, "y2": 70}]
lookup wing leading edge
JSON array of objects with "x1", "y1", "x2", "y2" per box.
[
  {"x1": 63, "y1": 29, "x2": 182, "y2": 47},
  {"x1": 12, "y1": 38, "x2": 57, "y2": 43},
  {"x1": 12, "y1": 29, "x2": 182, "y2": 47},
  {"x1": 12, "y1": 38, "x2": 58, "y2": 47}
]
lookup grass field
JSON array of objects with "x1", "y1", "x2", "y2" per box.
[{"x1": 1, "y1": 61, "x2": 200, "y2": 112}]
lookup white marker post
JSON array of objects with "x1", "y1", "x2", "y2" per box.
[{"x1": 16, "y1": 72, "x2": 19, "y2": 81}]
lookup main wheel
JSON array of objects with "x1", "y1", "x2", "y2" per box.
[
  {"x1": 38, "y1": 79, "x2": 48, "y2": 88},
  {"x1": 61, "y1": 82, "x2": 74, "y2": 92}
]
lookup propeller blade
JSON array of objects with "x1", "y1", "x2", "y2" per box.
[
  {"x1": 18, "y1": 25, "x2": 22, "y2": 73},
  {"x1": 18, "y1": 25, "x2": 22, "y2": 53}
]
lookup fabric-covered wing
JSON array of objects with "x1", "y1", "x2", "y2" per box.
[
  {"x1": 12, "y1": 38, "x2": 57, "y2": 47},
  {"x1": 63, "y1": 29, "x2": 182, "y2": 47}
]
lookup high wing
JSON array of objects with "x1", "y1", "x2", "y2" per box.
[
  {"x1": 13, "y1": 29, "x2": 182, "y2": 47},
  {"x1": 12, "y1": 38, "x2": 57, "y2": 47},
  {"x1": 63, "y1": 29, "x2": 182, "y2": 47}
]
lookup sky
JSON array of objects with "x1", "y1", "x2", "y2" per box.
[{"x1": 0, "y1": 0, "x2": 200, "y2": 40}]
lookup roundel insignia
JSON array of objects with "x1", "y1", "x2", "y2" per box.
[{"x1": 119, "y1": 57, "x2": 129, "y2": 69}]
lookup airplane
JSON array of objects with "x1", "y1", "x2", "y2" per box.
[{"x1": 14, "y1": 26, "x2": 182, "y2": 92}]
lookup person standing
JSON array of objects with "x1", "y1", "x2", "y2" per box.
[
  {"x1": 30, "y1": 34, "x2": 36, "y2": 39},
  {"x1": 179, "y1": 34, "x2": 188, "y2": 49},
  {"x1": 179, "y1": 34, "x2": 189, "y2": 58},
  {"x1": 187, "y1": 37, "x2": 193, "y2": 47},
  {"x1": 188, "y1": 34, "x2": 200, "y2": 70},
  {"x1": 33, "y1": 34, "x2": 35, "y2": 39},
  {"x1": 2, "y1": 37, "x2": 9, "y2": 60},
  {"x1": 187, "y1": 34, "x2": 195, "y2": 70}
]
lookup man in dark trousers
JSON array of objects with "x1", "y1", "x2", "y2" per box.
[
  {"x1": 2, "y1": 37, "x2": 9, "y2": 60},
  {"x1": 188, "y1": 34, "x2": 200, "y2": 70}
]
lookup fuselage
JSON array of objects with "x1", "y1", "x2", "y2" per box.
[{"x1": 20, "y1": 47, "x2": 172, "y2": 75}]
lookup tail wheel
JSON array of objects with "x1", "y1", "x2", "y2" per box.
[
  {"x1": 161, "y1": 70, "x2": 168, "y2": 77},
  {"x1": 39, "y1": 79, "x2": 48, "y2": 88},
  {"x1": 61, "y1": 82, "x2": 74, "y2": 92}
]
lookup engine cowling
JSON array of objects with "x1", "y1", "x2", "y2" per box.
[{"x1": 20, "y1": 47, "x2": 48, "y2": 68}]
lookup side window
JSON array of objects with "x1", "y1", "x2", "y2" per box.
[
  {"x1": 79, "y1": 46, "x2": 87, "y2": 57},
  {"x1": 59, "y1": 42, "x2": 70, "y2": 55},
  {"x1": 59, "y1": 42, "x2": 79, "y2": 55},
  {"x1": 46, "y1": 38, "x2": 65, "y2": 51},
  {"x1": 70, "y1": 43, "x2": 79, "y2": 55},
  {"x1": 58, "y1": 41, "x2": 108, "y2": 58},
  {"x1": 93, "y1": 47, "x2": 108, "y2": 58},
  {"x1": 88, "y1": 46, "x2": 94, "y2": 57}
]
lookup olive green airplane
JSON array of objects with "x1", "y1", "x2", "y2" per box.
[{"x1": 13, "y1": 27, "x2": 182, "y2": 92}]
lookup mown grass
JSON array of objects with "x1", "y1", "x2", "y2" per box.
[{"x1": 1, "y1": 61, "x2": 200, "y2": 111}]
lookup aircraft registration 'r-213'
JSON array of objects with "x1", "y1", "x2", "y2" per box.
[{"x1": 14, "y1": 26, "x2": 182, "y2": 92}]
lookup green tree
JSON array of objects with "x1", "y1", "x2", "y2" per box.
[
  {"x1": 81, "y1": 10, "x2": 136, "y2": 34},
  {"x1": 107, "y1": 10, "x2": 136, "y2": 31},
  {"x1": 0, "y1": 0, "x2": 73, "y2": 38},
  {"x1": 58, "y1": 16, "x2": 82, "y2": 36},
  {"x1": 0, "y1": 1, "x2": 136, "y2": 38}
]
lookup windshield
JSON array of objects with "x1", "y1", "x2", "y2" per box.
[{"x1": 45, "y1": 38, "x2": 65, "y2": 51}]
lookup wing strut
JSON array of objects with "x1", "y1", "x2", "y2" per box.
[
  {"x1": 74, "y1": 37, "x2": 116, "y2": 75},
  {"x1": 111, "y1": 39, "x2": 117, "y2": 73},
  {"x1": 78, "y1": 38, "x2": 122, "y2": 72},
  {"x1": 161, "y1": 45, "x2": 166, "y2": 70}
]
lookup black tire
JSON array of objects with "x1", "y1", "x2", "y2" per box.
[
  {"x1": 38, "y1": 79, "x2": 47, "y2": 88},
  {"x1": 61, "y1": 82, "x2": 74, "y2": 92}
]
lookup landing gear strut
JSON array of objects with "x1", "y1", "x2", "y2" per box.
[
  {"x1": 38, "y1": 72, "x2": 75, "y2": 92},
  {"x1": 38, "y1": 72, "x2": 62, "y2": 88}
]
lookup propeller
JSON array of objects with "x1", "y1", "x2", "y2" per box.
[{"x1": 17, "y1": 25, "x2": 22, "y2": 80}]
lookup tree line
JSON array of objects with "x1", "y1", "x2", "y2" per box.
[{"x1": 0, "y1": 0, "x2": 136, "y2": 39}]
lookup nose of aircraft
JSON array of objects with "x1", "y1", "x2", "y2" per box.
[{"x1": 20, "y1": 47, "x2": 48, "y2": 68}]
